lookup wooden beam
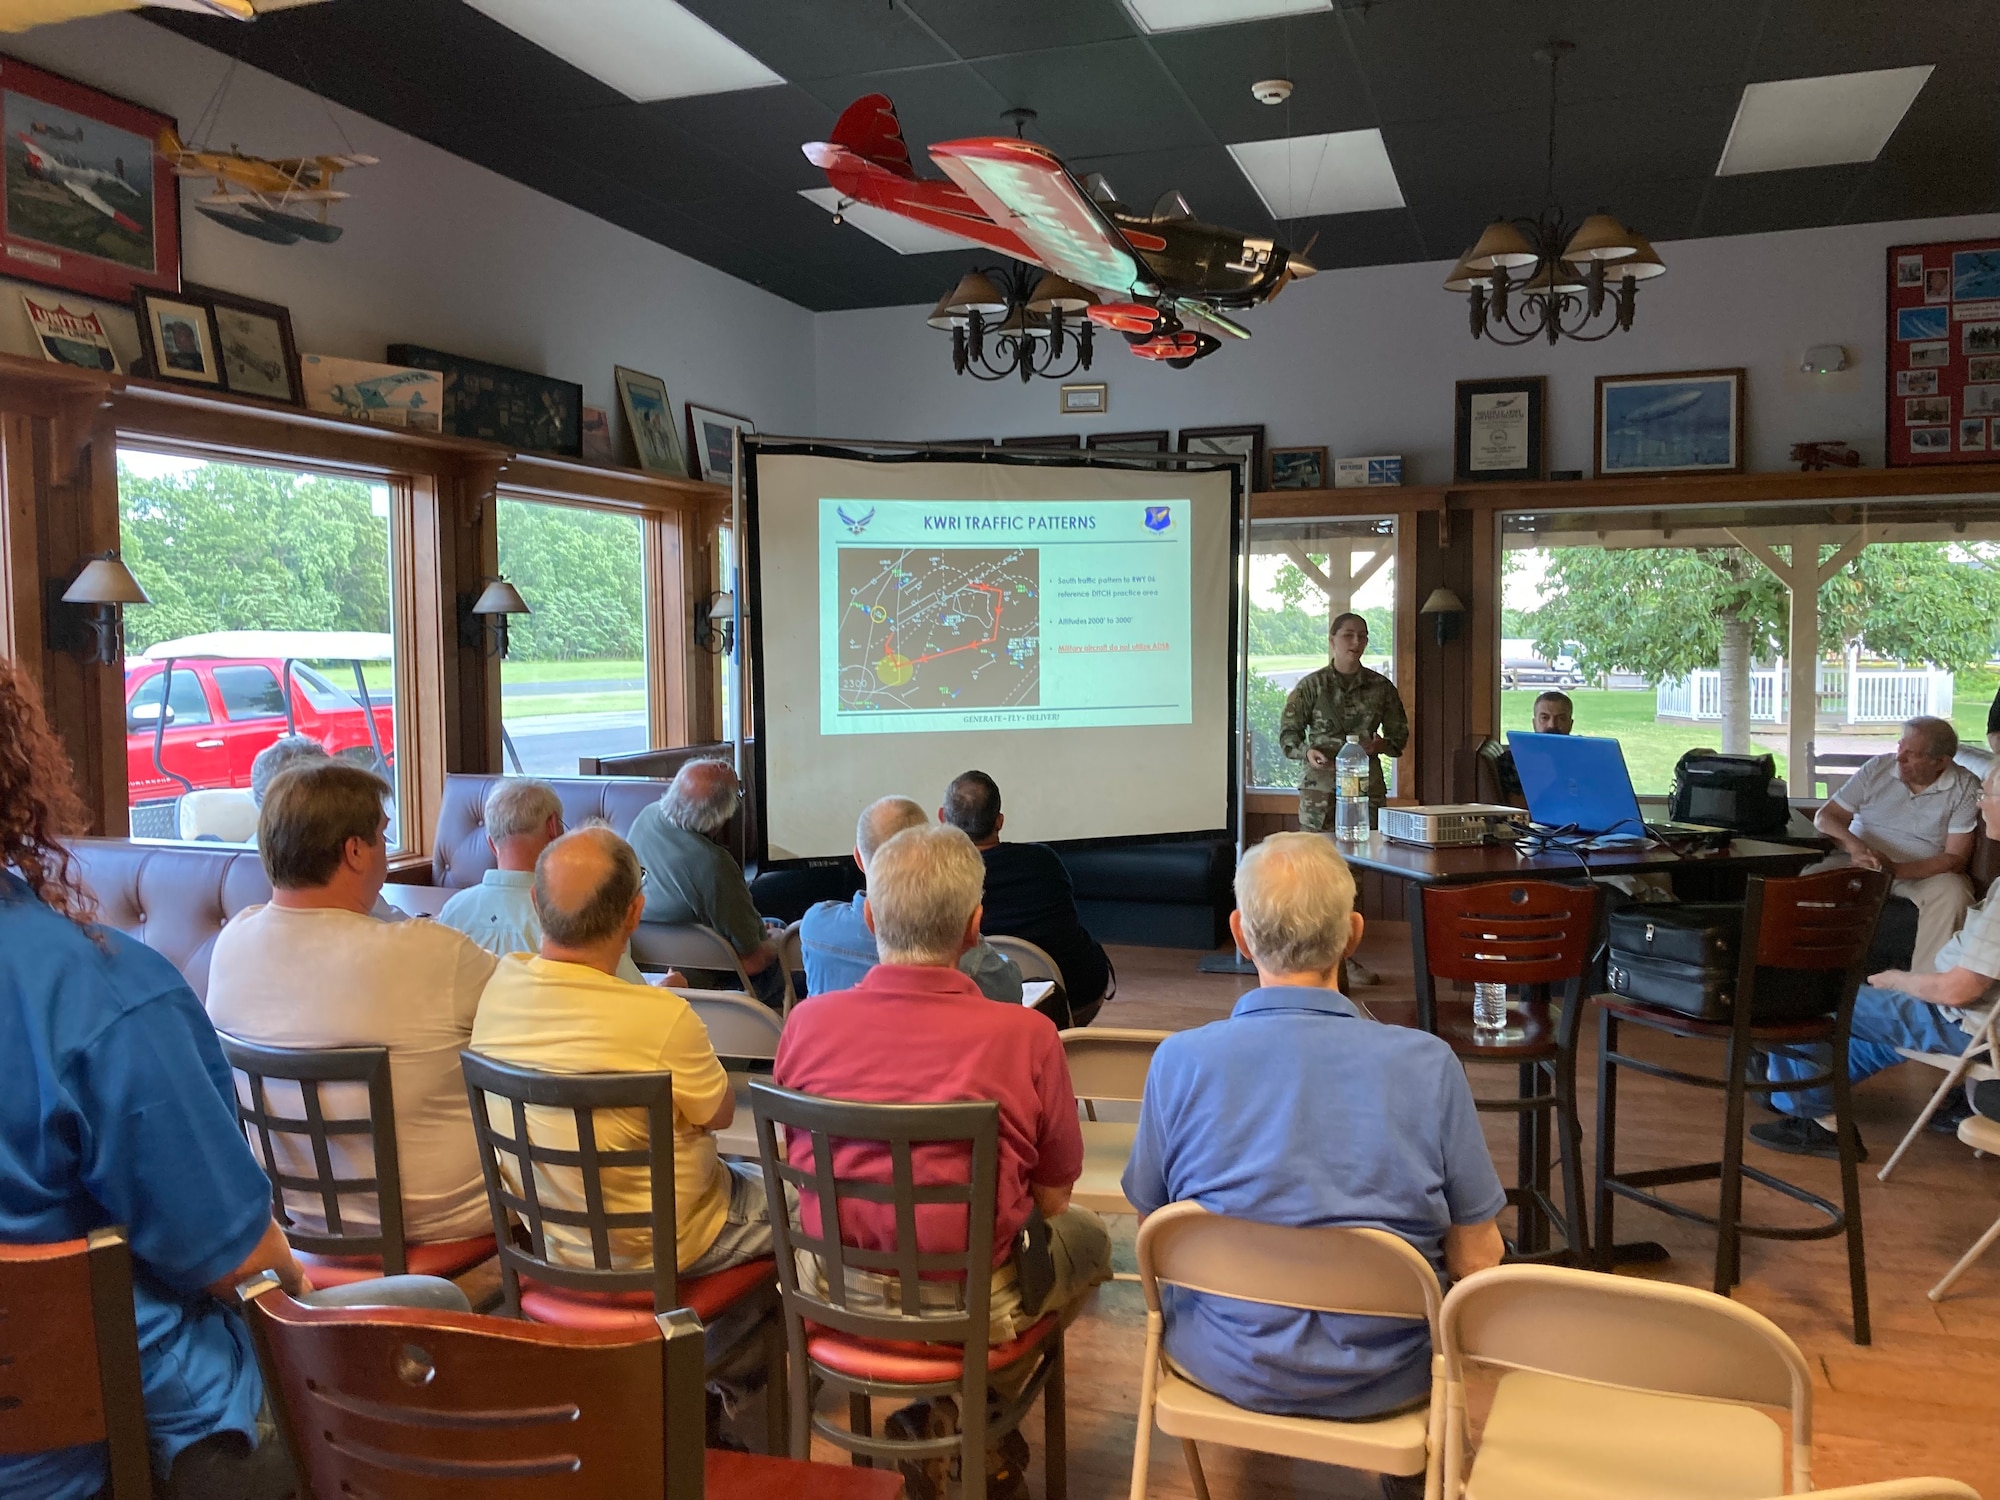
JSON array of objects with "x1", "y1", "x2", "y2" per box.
[{"x1": 1724, "y1": 526, "x2": 1798, "y2": 586}]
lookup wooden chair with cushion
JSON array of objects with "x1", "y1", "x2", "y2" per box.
[
  {"x1": 749, "y1": 1080, "x2": 1066, "y2": 1500},
  {"x1": 458, "y1": 1050, "x2": 785, "y2": 1452},
  {"x1": 218, "y1": 1036, "x2": 496, "y2": 1286},
  {"x1": 0, "y1": 1228, "x2": 151, "y2": 1499},
  {"x1": 1058, "y1": 1028, "x2": 1169, "y2": 1217},
  {"x1": 1129, "y1": 1202, "x2": 1445, "y2": 1500},
  {"x1": 685, "y1": 988, "x2": 785, "y2": 1160},
  {"x1": 1408, "y1": 879, "x2": 1602, "y2": 1264},
  {"x1": 1439, "y1": 1263, "x2": 1813, "y2": 1499},
  {"x1": 1593, "y1": 867, "x2": 1887, "y2": 1344}
]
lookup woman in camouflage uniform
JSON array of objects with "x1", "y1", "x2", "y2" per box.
[{"x1": 1278, "y1": 612, "x2": 1410, "y2": 833}]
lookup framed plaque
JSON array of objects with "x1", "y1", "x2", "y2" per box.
[{"x1": 1454, "y1": 376, "x2": 1546, "y2": 482}]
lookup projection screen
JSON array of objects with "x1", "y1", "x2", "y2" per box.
[{"x1": 745, "y1": 447, "x2": 1239, "y2": 864}]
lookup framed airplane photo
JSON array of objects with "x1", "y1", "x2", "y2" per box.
[
  {"x1": 1594, "y1": 369, "x2": 1744, "y2": 476},
  {"x1": 0, "y1": 54, "x2": 181, "y2": 301}
]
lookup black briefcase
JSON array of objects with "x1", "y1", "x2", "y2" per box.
[
  {"x1": 1606, "y1": 903, "x2": 1741, "y2": 969},
  {"x1": 1606, "y1": 949, "x2": 1736, "y2": 1021},
  {"x1": 1607, "y1": 903, "x2": 1840, "y2": 1024}
]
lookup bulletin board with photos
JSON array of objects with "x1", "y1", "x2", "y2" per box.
[{"x1": 1887, "y1": 237, "x2": 2000, "y2": 465}]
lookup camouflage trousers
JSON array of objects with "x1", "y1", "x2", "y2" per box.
[{"x1": 1297, "y1": 790, "x2": 1377, "y2": 834}]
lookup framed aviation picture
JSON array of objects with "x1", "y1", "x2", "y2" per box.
[
  {"x1": 1887, "y1": 237, "x2": 2000, "y2": 465},
  {"x1": 0, "y1": 55, "x2": 180, "y2": 301},
  {"x1": 1594, "y1": 369, "x2": 1744, "y2": 476}
]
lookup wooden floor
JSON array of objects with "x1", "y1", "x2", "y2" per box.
[{"x1": 792, "y1": 926, "x2": 2000, "y2": 1498}]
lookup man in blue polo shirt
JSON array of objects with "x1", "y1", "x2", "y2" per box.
[
  {"x1": 800, "y1": 794, "x2": 1023, "y2": 1004},
  {"x1": 0, "y1": 661, "x2": 309, "y2": 1499},
  {"x1": 1123, "y1": 833, "x2": 1505, "y2": 1459}
]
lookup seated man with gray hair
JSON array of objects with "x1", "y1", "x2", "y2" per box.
[
  {"x1": 471, "y1": 826, "x2": 787, "y2": 1277},
  {"x1": 438, "y1": 779, "x2": 644, "y2": 983},
  {"x1": 1123, "y1": 832, "x2": 1505, "y2": 1459},
  {"x1": 250, "y1": 733, "x2": 331, "y2": 806},
  {"x1": 1813, "y1": 714, "x2": 1980, "y2": 975},
  {"x1": 799, "y1": 794, "x2": 1023, "y2": 1005},
  {"x1": 627, "y1": 759, "x2": 784, "y2": 1006},
  {"x1": 775, "y1": 823, "x2": 1110, "y2": 1500}
]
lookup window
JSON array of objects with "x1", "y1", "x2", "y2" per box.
[
  {"x1": 1247, "y1": 516, "x2": 1399, "y2": 791},
  {"x1": 1502, "y1": 499, "x2": 2000, "y2": 796},
  {"x1": 211, "y1": 664, "x2": 287, "y2": 719},
  {"x1": 118, "y1": 449, "x2": 405, "y2": 846},
  {"x1": 497, "y1": 497, "x2": 648, "y2": 775}
]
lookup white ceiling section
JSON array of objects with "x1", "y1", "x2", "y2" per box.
[
  {"x1": 797, "y1": 187, "x2": 986, "y2": 255},
  {"x1": 1715, "y1": 65, "x2": 1934, "y2": 176},
  {"x1": 1122, "y1": 0, "x2": 1330, "y2": 34},
  {"x1": 462, "y1": 0, "x2": 784, "y2": 102},
  {"x1": 1227, "y1": 129, "x2": 1405, "y2": 219}
]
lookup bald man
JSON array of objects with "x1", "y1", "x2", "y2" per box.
[
  {"x1": 799, "y1": 795, "x2": 1025, "y2": 1005},
  {"x1": 627, "y1": 759, "x2": 785, "y2": 1006},
  {"x1": 470, "y1": 828, "x2": 788, "y2": 1277}
]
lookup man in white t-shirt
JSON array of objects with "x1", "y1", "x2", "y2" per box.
[
  {"x1": 207, "y1": 761, "x2": 498, "y2": 1243},
  {"x1": 1814, "y1": 716, "x2": 1980, "y2": 973},
  {"x1": 1760, "y1": 763, "x2": 2000, "y2": 1159}
]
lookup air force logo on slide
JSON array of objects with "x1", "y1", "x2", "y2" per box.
[
  {"x1": 837, "y1": 505, "x2": 876, "y2": 535},
  {"x1": 1144, "y1": 505, "x2": 1173, "y2": 533}
]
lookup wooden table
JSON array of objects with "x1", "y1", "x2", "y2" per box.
[{"x1": 1342, "y1": 832, "x2": 1817, "y2": 898}]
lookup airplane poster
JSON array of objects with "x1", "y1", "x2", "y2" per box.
[
  {"x1": 0, "y1": 55, "x2": 179, "y2": 302},
  {"x1": 1888, "y1": 237, "x2": 2000, "y2": 466},
  {"x1": 1594, "y1": 369, "x2": 1744, "y2": 476}
]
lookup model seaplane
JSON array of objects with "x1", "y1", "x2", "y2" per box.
[
  {"x1": 805, "y1": 95, "x2": 1315, "y2": 366},
  {"x1": 157, "y1": 127, "x2": 376, "y2": 245}
]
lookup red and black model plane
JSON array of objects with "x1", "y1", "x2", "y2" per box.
[{"x1": 805, "y1": 95, "x2": 1316, "y2": 367}]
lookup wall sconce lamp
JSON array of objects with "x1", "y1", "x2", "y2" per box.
[
  {"x1": 458, "y1": 576, "x2": 530, "y2": 658},
  {"x1": 57, "y1": 551, "x2": 151, "y2": 665},
  {"x1": 694, "y1": 590, "x2": 736, "y2": 656},
  {"x1": 1419, "y1": 587, "x2": 1468, "y2": 645}
]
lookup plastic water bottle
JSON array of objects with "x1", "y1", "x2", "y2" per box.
[
  {"x1": 1474, "y1": 982, "x2": 1508, "y2": 1034},
  {"x1": 1334, "y1": 735, "x2": 1370, "y2": 845}
]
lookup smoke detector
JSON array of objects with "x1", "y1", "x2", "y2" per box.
[{"x1": 1251, "y1": 78, "x2": 1294, "y2": 105}]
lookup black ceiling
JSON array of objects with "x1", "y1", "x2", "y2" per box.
[{"x1": 148, "y1": 0, "x2": 2000, "y2": 312}]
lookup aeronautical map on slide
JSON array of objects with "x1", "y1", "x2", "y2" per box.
[{"x1": 817, "y1": 497, "x2": 1194, "y2": 736}]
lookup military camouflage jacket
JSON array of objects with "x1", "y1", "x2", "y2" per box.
[{"x1": 1279, "y1": 662, "x2": 1410, "y2": 799}]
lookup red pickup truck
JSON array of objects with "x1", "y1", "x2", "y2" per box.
[{"x1": 126, "y1": 632, "x2": 396, "y2": 812}]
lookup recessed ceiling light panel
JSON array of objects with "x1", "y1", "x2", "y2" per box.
[
  {"x1": 1715, "y1": 65, "x2": 1934, "y2": 176},
  {"x1": 1124, "y1": 0, "x2": 1330, "y2": 34},
  {"x1": 799, "y1": 188, "x2": 986, "y2": 255},
  {"x1": 1227, "y1": 129, "x2": 1405, "y2": 218},
  {"x1": 464, "y1": 0, "x2": 784, "y2": 102}
]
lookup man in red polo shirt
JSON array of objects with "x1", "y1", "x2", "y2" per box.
[{"x1": 774, "y1": 821, "x2": 1110, "y2": 1500}]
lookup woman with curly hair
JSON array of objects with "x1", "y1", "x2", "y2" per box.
[{"x1": 0, "y1": 658, "x2": 307, "y2": 1500}]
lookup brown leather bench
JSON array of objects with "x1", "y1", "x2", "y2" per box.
[{"x1": 69, "y1": 838, "x2": 271, "y2": 1002}]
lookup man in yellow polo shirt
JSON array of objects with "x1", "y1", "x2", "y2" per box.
[{"x1": 470, "y1": 825, "x2": 784, "y2": 1276}]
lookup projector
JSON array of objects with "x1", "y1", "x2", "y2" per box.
[{"x1": 1378, "y1": 804, "x2": 1527, "y2": 848}]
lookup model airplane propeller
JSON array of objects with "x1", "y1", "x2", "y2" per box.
[
  {"x1": 158, "y1": 127, "x2": 376, "y2": 245},
  {"x1": 806, "y1": 95, "x2": 1316, "y2": 368}
]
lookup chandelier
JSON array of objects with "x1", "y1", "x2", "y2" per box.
[
  {"x1": 1444, "y1": 41, "x2": 1665, "y2": 346},
  {"x1": 928, "y1": 261, "x2": 1099, "y2": 382}
]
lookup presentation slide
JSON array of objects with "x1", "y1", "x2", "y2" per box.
[
  {"x1": 821, "y1": 497, "x2": 1193, "y2": 737},
  {"x1": 748, "y1": 452, "x2": 1237, "y2": 863}
]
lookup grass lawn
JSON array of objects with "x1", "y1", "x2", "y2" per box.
[
  {"x1": 356, "y1": 658, "x2": 644, "y2": 693},
  {"x1": 501, "y1": 690, "x2": 645, "y2": 720},
  {"x1": 1503, "y1": 688, "x2": 1791, "y2": 795}
]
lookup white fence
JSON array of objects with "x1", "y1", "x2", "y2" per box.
[{"x1": 1657, "y1": 664, "x2": 1952, "y2": 724}]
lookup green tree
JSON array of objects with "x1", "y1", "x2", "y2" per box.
[
  {"x1": 118, "y1": 461, "x2": 390, "y2": 652},
  {"x1": 496, "y1": 499, "x2": 645, "y2": 661}
]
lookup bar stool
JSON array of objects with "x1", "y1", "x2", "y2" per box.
[
  {"x1": 1408, "y1": 879, "x2": 1602, "y2": 1264},
  {"x1": 1593, "y1": 867, "x2": 1887, "y2": 1344}
]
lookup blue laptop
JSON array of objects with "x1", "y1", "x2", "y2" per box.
[{"x1": 1507, "y1": 732, "x2": 1649, "y2": 840}]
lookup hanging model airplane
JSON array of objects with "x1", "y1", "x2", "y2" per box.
[
  {"x1": 157, "y1": 127, "x2": 376, "y2": 245},
  {"x1": 805, "y1": 94, "x2": 1316, "y2": 366},
  {"x1": 14, "y1": 130, "x2": 144, "y2": 232}
]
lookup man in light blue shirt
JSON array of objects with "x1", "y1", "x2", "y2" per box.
[
  {"x1": 801, "y1": 795, "x2": 1023, "y2": 1005},
  {"x1": 1123, "y1": 833, "x2": 1506, "y2": 1441},
  {"x1": 438, "y1": 779, "x2": 646, "y2": 984}
]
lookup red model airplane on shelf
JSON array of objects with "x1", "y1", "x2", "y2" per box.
[{"x1": 805, "y1": 95, "x2": 1316, "y2": 366}]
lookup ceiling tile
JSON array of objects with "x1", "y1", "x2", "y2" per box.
[
  {"x1": 1278, "y1": 206, "x2": 1425, "y2": 270},
  {"x1": 550, "y1": 106, "x2": 746, "y2": 203},
  {"x1": 633, "y1": 86, "x2": 839, "y2": 191},
  {"x1": 675, "y1": 0, "x2": 951, "y2": 83},
  {"x1": 906, "y1": 0, "x2": 1137, "y2": 59},
  {"x1": 1148, "y1": 12, "x2": 1375, "y2": 142},
  {"x1": 1690, "y1": 164, "x2": 1876, "y2": 239},
  {"x1": 971, "y1": 39, "x2": 1214, "y2": 158},
  {"x1": 1068, "y1": 145, "x2": 1274, "y2": 231},
  {"x1": 798, "y1": 64, "x2": 1015, "y2": 157}
]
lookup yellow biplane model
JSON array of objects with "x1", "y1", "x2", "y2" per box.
[
  {"x1": 3, "y1": 0, "x2": 325, "y2": 31},
  {"x1": 158, "y1": 126, "x2": 376, "y2": 245}
]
